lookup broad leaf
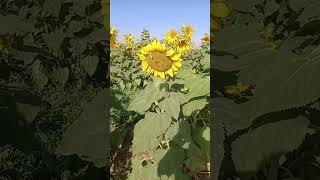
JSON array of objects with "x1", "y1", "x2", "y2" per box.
[
  {"x1": 182, "y1": 98, "x2": 208, "y2": 117},
  {"x1": 128, "y1": 78, "x2": 166, "y2": 113},
  {"x1": 55, "y1": 89, "x2": 108, "y2": 167},
  {"x1": 80, "y1": 55, "x2": 99, "y2": 76},
  {"x1": 159, "y1": 92, "x2": 187, "y2": 120},
  {"x1": 232, "y1": 116, "x2": 309, "y2": 175}
]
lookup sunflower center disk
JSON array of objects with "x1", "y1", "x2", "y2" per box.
[{"x1": 147, "y1": 52, "x2": 173, "y2": 72}]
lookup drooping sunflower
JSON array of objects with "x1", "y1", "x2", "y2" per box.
[
  {"x1": 165, "y1": 29, "x2": 179, "y2": 45},
  {"x1": 181, "y1": 24, "x2": 194, "y2": 39},
  {"x1": 201, "y1": 33, "x2": 210, "y2": 45},
  {"x1": 137, "y1": 40, "x2": 182, "y2": 80}
]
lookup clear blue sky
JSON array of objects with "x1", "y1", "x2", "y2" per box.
[{"x1": 110, "y1": 0, "x2": 210, "y2": 46}]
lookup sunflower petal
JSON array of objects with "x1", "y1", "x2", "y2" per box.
[
  {"x1": 174, "y1": 62, "x2": 182, "y2": 68},
  {"x1": 137, "y1": 53, "x2": 146, "y2": 60},
  {"x1": 167, "y1": 69, "x2": 174, "y2": 77},
  {"x1": 166, "y1": 49, "x2": 175, "y2": 56},
  {"x1": 160, "y1": 72, "x2": 165, "y2": 79},
  {"x1": 171, "y1": 54, "x2": 181, "y2": 61}
]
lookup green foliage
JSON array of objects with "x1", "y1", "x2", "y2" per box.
[
  {"x1": 111, "y1": 38, "x2": 210, "y2": 178},
  {"x1": 213, "y1": 0, "x2": 320, "y2": 179},
  {"x1": 0, "y1": 0, "x2": 108, "y2": 179}
]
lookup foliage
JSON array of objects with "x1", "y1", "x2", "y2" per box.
[
  {"x1": 110, "y1": 26, "x2": 210, "y2": 179},
  {"x1": 213, "y1": 0, "x2": 320, "y2": 179},
  {"x1": 0, "y1": 0, "x2": 108, "y2": 179}
]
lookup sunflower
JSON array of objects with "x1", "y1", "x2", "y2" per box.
[
  {"x1": 110, "y1": 26, "x2": 118, "y2": 48},
  {"x1": 165, "y1": 29, "x2": 179, "y2": 44},
  {"x1": 123, "y1": 34, "x2": 134, "y2": 44},
  {"x1": 175, "y1": 38, "x2": 191, "y2": 54},
  {"x1": 181, "y1": 24, "x2": 194, "y2": 39},
  {"x1": 201, "y1": 33, "x2": 210, "y2": 45},
  {"x1": 137, "y1": 40, "x2": 182, "y2": 80}
]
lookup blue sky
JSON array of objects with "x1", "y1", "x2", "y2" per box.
[{"x1": 110, "y1": 0, "x2": 210, "y2": 46}]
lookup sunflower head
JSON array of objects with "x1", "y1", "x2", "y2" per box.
[
  {"x1": 201, "y1": 34, "x2": 210, "y2": 46},
  {"x1": 165, "y1": 29, "x2": 179, "y2": 44},
  {"x1": 137, "y1": 40, "x2": 182, "y2": 80},
  {"x1": 175, "y1": 38, "x2": 191, "y2": 54},
  {"x1": 110, "y1": 26, "x2": 118, "y2": 35},
  {"x1": 181, "y1": 24, "x2": 194, "y2": 39},
  {"x1": 123, "y1": 34, "x2": 134, "y2": 44}
]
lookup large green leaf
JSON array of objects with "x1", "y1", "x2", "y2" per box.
[
  {"x1": 182, "y1": 98, "x2": 208, "y2": 117},
  {"x1": 0, "y1": 15, "x2": 35, "y2": 34},
  {"x1": 128, "y1": 147, "x2": 189, "y2": 180},
  {"x1": 186, "y1": 76, "x2": 210, "y2": 100},
  {"x1": 55, "y1": 89, "x2": 108, "y2": 168},
  {"x1": 128, "y1": 78, "x2": 166, "y2": 113},
  {"x1": 159, "y1": 92, "x2": 187, "y2": 120},
  {"x1": 129, "y1": 117, "x2": 191, "y2": 180},
  {"x1": 132, "y1": 112, "x2": 172, "y2": 155},
  {"x1": 212, "y1": 97, "x2": 250, "y2": 179},
  {"x1": 231, "y1": 116, "x2": 309, "y2": 175},
  {"x1": 192, "y1": 126, "x2": 210, "y2": 160},
  {"x1": 15, "y1": 103, "x2": 41, "y2": 124},
  {"x1": 215, "y1": 23, "x2": 320, "y2": 121}
]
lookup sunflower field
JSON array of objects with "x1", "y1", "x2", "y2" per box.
[{"x1": 110, "y1": 25, "x2": 210, "y2": 179}]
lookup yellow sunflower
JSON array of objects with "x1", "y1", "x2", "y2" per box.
[
  {"x1": 123, "y1": 34, "x2": 134, "y2": 44},
  {"x1": 165, "y1": 29, "x2": 179, "y2": 44},
  {"x1": 137, "y1": 40, "x2": 182, "y2": 80},
  {"x1": 142, "y1": 30, "x2": 150, "y2": 38},
  {"x1": 175, "y1": 38, "x2": 191, "y2": 54},
  {"x1": 201, "y1": 34, "x2": 210, "y2": 45},
  {"x1": 181, "y1": 24, "x2": 194, "y2": 39},
  {"x1": 110, "y1": 26, "x2": 118, "y2": 48}
]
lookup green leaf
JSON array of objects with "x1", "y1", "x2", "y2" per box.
[
  {"x1": 215, "y1": 23, "x2": 320, "y2": 121},
  {"x1": 55, "y1": 89, "x2": 108, "y2": 168},
  {"x1": 42, "y1": 29, "x2": 66, "y2": 56},
  {"x1": 186, "y1": 76, "x2": 210, "y2": 100},
  {"x1": 43, "y1": 0, "x2": 61, "y2": 17},
  {"x1": 212, "y1": 98, "x2": 251, "y2": 179},
  {"x1": 159, "y1": 92, "x2": 187, "y2": 120},
  {"x1": 200, "y1": 51, "x2": 210, "y2": 69},
  {"x1": 10, "y1": 49, "x2": 37, "y2": 66},
  {"x1": 182, "y1": 98, "x2": 207, "y2": 117},
  {"x1": 128, "y1": 79, "x2": 166, "y2": 113},
  {"x1": 80, "y1": 55, "x2": 99, "y2": 76},
  {"x1": 15, "y1": 103, "x2": 41, "y2": 124},
  {"x1": 52, "y1": 67, "x2": 69, "y2": 86},
  {"x1": 212, "y1": 2, "x2": 231, "y2": 18},
  {"x1": 128, "y1": 147, "x2": 189, "y2": 180},
  {"x1": 132, "y1": 112, "x2": 172, "y2": 154},
  {"x1": 129, "y1": 118, "x2": 190, "y2": 180},
  {"x1": 231, "y1": 116, "x2": 309, "y2": 175},
  {"x1": 31, "y1": 60, "x2": 48, "y2": 91},
  {"x1": 0, "y1": 15, "x2": 35, "y2": 34},
  {"x1": 192, "y1": 126, "x2": 210, "y2": 160},
  {"x1": 185, "y1": 140, "x2": 209, "y2": 172}
]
